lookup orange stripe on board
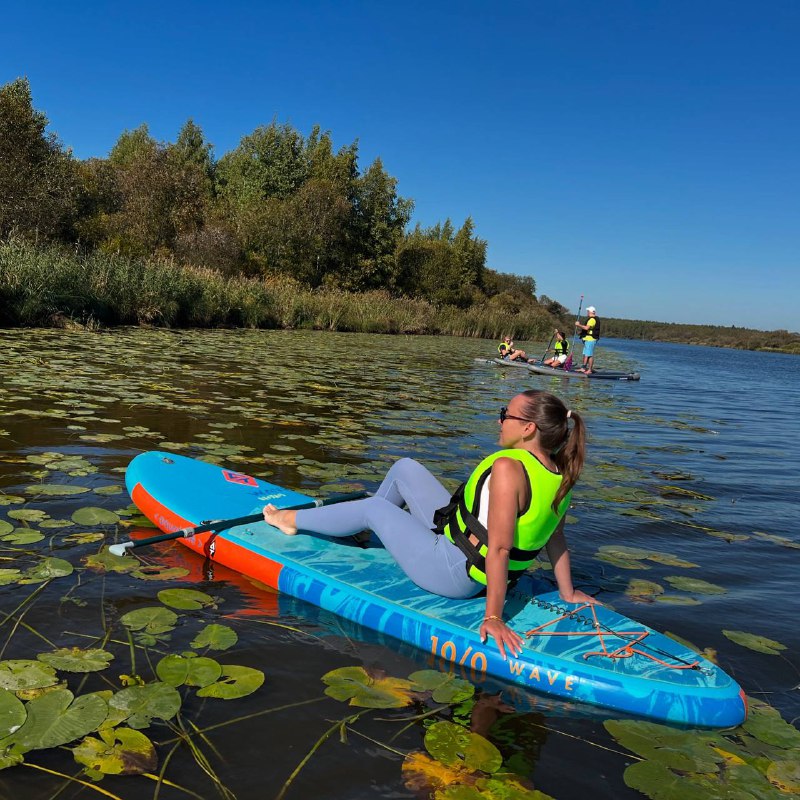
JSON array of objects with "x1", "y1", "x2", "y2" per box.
[{"x1": 131, "y1": 483, "x2": 284, "y2": 591}]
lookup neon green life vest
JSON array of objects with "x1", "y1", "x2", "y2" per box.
[
  {"x1": 555, "y1": 339, "x2": 570, "y2": 354},
  {"x1": 498, "y1": 340, "x2": 513, "y2": 355},
  {"x1": 433, "y1": 449, "x2": 571, "y2": 585}
]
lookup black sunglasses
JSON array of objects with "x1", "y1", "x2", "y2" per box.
[{"x1": 499, "y1": 406, "x2": 531, "y2": 424}]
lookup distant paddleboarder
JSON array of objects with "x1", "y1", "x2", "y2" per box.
[{"x1": 575, "y1": 306, "x2": 600, "y2": 374}]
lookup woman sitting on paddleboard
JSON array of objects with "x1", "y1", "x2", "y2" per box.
[{"x1": 263, "y1": 389, "x2": 596, "y2": 659}]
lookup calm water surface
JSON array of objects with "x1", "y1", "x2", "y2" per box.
[{"x1": 0, "y1": 329, "x2": 797, "y2": 799}]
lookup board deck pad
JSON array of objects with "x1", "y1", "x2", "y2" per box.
[{"x1": 126, "y1": 451, "x2": 744, "y2": 727}]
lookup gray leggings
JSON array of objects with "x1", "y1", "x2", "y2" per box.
[{"x1": 295, "y1": 458, "x2": 483, "y2": 599}]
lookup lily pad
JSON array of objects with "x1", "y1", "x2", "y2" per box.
[
  {"x1": 322, "y1": 666, "x2": 414, "y2": 708},
  {"x1": 156, "y1": 655, "x2": 222, "y2": 688},
  {"x1": 157, "y1": 588, "x2": 217, "y2": 610},
  {"x1": 108, "y1": 683, "x2": 182, "y2": 730},
  {"x1": 37, "y1": 648, "x2": 114, "y2": 673},
  {"x1": 24, "y1": 484, "x2": 90, "y2": 496},
  {"x1": 0, "y1": 529, "x2": 44, "y2": 545},
  {"x1": 19, "y1": 557, "x2": 74, "y2": 584},
  {"x1": 196, "y1": 665, "x2": 265, "y2": 699},
  {"x1": 0, "y1": 688, "x2": 27, "y2": 738},
  {"x1": 7, "y1": 509, "x2": 48, "y2": 523},
  {"x1": 130, "y1": 565, "x2": 191, "y2": 581},
  {"x1": 408, "y1": 670, "x2": 475, "y2": 704},
  {"x1": 722, "y1": 630, "x2": 786, "y2": 656},
  {"x1": 742, "y1": 701, "x2": 800, "y2": 749},
  {"x1": 94, "y1": 485, "x2": 124, "y2": 496},
  {"x1": 72, "y1": 727, "x2": 157, "y2": 777},
  {"x1": 625, "y1": 580, "x2": 664, "y2": 599},
  {"x1": 190, "y1": 624, "x2": 238, "y2": 651},
  {"x1": 3, "y1": 689, "x2": 108, "y2": 751},
  {"x1": 424, "y1": 720, "x2": 502, "y2": 773},
  {"x1": 0, "y1": 520, "x2": 12, "y2": 535},
  {"x1": 664, "y1": 576, "x2": 727, "y2": 595},
  {"x1": 119, "y1": 607, "x2": 178, "y2": 636},
  {"x1": 71, "y1": 507, "x2": 120, "y2": 526},
  {"x1": 83, "y1": 547, "x2": 140, "y2": 574}
]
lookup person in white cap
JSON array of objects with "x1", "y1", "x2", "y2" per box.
[{"x1": 575, "y1": 306, "x2": 600, "y2": 373}]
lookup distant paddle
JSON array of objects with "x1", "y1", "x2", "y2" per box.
[{"x1": 109, "y1": 490, "x2": 370, "y2": 556}]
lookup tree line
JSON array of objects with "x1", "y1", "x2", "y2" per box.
[{"x1": 0, "y1": 77, "x2": 552, "y2": 319}]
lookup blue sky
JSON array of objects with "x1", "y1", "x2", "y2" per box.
[{"x1": 2, "y1": 1, "x2": 797, "y2": 331}]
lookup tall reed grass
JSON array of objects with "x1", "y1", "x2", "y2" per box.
[{"x1": 0, "y1": 240, "x2": 554, "y2": 339}]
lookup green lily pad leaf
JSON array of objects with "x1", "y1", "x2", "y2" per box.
[
  {"x1": 424, "y1": 720, "x2": 502, "y2": 773},
  {"x1": 0, "y1": 521, "x2": 12, "y2": 535},
  {"x1": 0, "y1": 570, "x2": 22, "y2": 586},
  {"x1": 130, "y1": 565, "x2": 191, "y2": 581},
  {"x1": 597, "y1": 545, "x2": 653, "y2": 560},
  {"x1": 19, "y1": 557, "x2": 74, "y2": 584},
  {"x1": 71, "y1": 507, "x2": 120, "y2": 526},
  {"x1": 108, "y1": 683, "x2": 181, "y2": 730},
  {"x1": 623, "y1": 760, "x2": 721, "y2": 800},
  {"x1": 664, "y1": 576, "x2": 727, "y2": 595},
  {"x1": 157, "y1": 588, "x2": 217, "y2": 610},
  {"x1": 121, "y1": 515, "x2": 157, "y2": 529},
  {"x1": 120, "y1": 607, "x2": 178, "y2": 636},
  {"x1": 196, "y1": 665, "x2": 264, "y2": 699},
  {"x1": 408, "y1": 670, "x2": 475, "y2": 704},
  {"x1": 0, "y1": 495, "x2": 24, "y2": 507},
  {"x1": 0, "y1": 529, "x2": 44, "y2": 545},
  {"x1": 0, "y1": 688, "x2": 27, "y2": 737},
  {"x1": 94, "y1": 485, "x2": 124, "y2": 496},
  {"x1": 24, "y1": 484, "x2": 90, "y2": 496},
  {"x1": 156, "y1": 655, "x2": 222, "y2": 688},
  {"x1": 664, "y1": 632, "x2": 718, "y2": 664},
  {"x1": 322, "y1": 666, "x2": 414, "y2": 708},
  {"x1": 39, "y1": 518, "x2": 74, "y2": 529},
  {"x1": 7, "y1": 508, "x2": 47, "y2": 522},
  {"x1": 653, "y1": 595, "x2": 701, "y2": 606},
  {"x1": 72, "y1": 726, "x2": 157, "y2": 777},
  {"x1": 83, "y1": 548, "x2": 139, "y2": 574},
  {"x1": 64, "y1": 531, "x2": 104, "y2": 544},
  {"x1": 625, "y1": 580, "x2": 664, "y2": 599},
  {"x1": 0, "y1": 661, "x2": 59, "y2": 692},
  {"x1": 4, "y1": 689, "x2": 108, "y2": 751},
  {"x1": 190, "y1": 624, "x2": 238, "y2": 651},
  {"x1": 751, "y1": 531, "x2": 800, "y2": 550},
  {"x1": 742, "y1": 701, "x2": 800, "y2": 749},
  {"x1": 604, "y1": 720, "x2": 721, "y2": 772},
  {"x1": 646, "y1": 553, "x2": 699, "y2": 568},
  {"x1": 0, "y1": 745, "x2": 24, "y2": 770},
  {"x1": 37, "y1": 648, "x2": 114, "y2": 673},
  {"x1": 596, "y1": 553, "x2": 649, "y2": 570},
  {"x1": 722, "y1": 630, "x2": 787, "y2": 656},
  {"x1": 767, "y1": 759, "x2": 800, "y2": 792}
]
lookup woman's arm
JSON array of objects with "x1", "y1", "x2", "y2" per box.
[
  {"x1": 545, "y1": 519, "x2": 598, "y2": 605},
  {"x1": 479, "y1": 458, "x2": 525, "y2": 659}
]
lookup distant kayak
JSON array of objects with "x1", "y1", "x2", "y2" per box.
[{"x1": 477, "y1": 358, "x2": 641, "y2": 381}]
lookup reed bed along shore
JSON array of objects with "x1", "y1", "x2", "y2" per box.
[{"x1": 0, "y1": 240, "x2": 554, "y2": 339}]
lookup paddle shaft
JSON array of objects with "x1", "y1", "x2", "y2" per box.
[
  {"x1": 110, "y1": 490, "x2": 370, "y2": 556},
  {"x1": 564, "y1": 294, "x2": 584, "y2": 370},
  {"x1": 538, "y1": 331, "x2": 556, "y2": 364}
]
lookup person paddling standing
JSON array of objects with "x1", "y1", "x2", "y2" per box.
[
  {"x1": 575, "y1": 306, "x2": 600, "y2": 374},
  {"x1": 263, "y1": 390, "x2": 597, "y2": 659}
]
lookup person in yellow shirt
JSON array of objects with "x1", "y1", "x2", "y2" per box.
[{"x1": 575, "y1": 306, "x2": 600, "y2": 374}]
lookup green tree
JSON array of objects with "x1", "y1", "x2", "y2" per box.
[
  {"x1": 349, "y1": 157, "x2": 413, "y2": 290},
  {"x1": 0, "y1": 77, "x2": 77, "y2": 241}
]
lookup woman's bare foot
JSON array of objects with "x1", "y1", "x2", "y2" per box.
[{"x1": 263, "y1": 504, "x2": 298, "y2": 535}]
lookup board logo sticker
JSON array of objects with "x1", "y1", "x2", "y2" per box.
[{"x1": 222, "y1": 469, "x2": 258, "y2": 487}]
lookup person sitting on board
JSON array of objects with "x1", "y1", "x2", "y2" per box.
[
  {"x1": 263, "y1": 390, "x2": 597, "y2": 659},
  {"x1": 575, "y1": 306, "x2": 600, "y2": 374},
  {"x1": 541, "y1": 330, "x2": 570, "y2": 368},
  {"x1": 498, "y1": 336, "x2": 527, "y2": 361}
]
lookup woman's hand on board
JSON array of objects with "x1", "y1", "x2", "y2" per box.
[
  {"x1": 559, "y1": 588, "x2": 600, "y2": 605},
  {"x1": 480, "y1": 616, "x2": 524, "y2": 660}
]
